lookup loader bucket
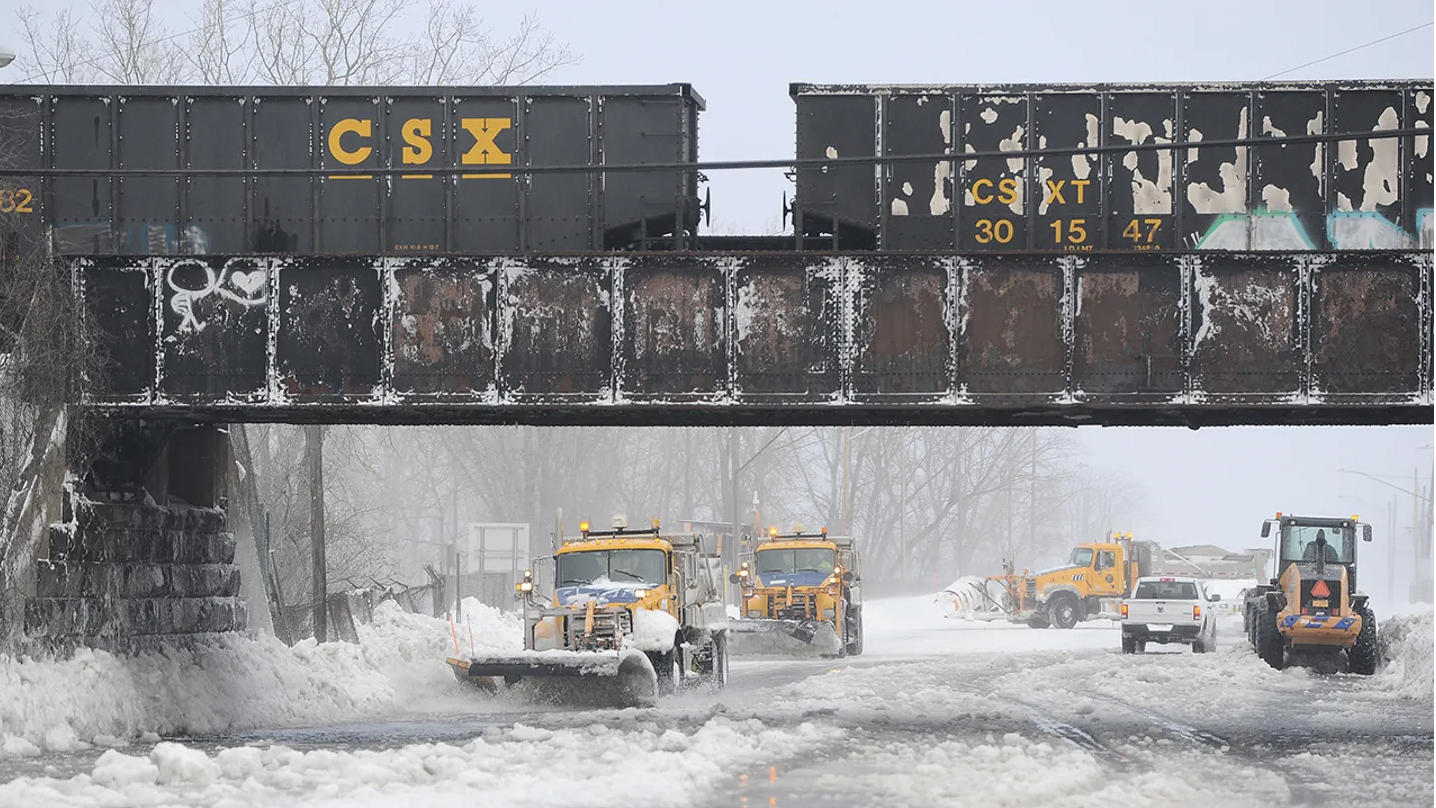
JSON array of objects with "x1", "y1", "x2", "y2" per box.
[
  {"x1": 726, "y1": 618, "x2": 842, "y2": 658},
  {"x1": 450, "y1": 650, "x2": 659, "y2": 707}
]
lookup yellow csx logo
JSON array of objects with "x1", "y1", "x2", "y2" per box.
[{"x1": 325, "y1": 117, "x2": 512, "y2": 179}]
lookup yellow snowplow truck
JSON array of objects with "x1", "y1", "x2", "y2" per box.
[
  {"x1": 1243, "y1": 513, "x2": 1378, "y2": 675},
  {"x1": 950, "y1": 532, "x2": 1269, "y2": 630},
  {"x1": 446, "y1": 516, "x2": 730, "y2": 704},
  {"x1": 727, "y1": 527, "x2": 863, "y2": 658}
]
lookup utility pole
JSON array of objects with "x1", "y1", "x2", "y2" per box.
[
  {"x1": 899, "y1": 428, "x2": 907, "y2": 587},
  {"x1": 306, "y1": 424, "x2": 326, "y2": 643},
  {"x1": 842, "y1": 425, "x2": 853, "y2": 534},
  {"x1": 727, "y1": 427, "x2": 739, "y2": 603},
  {"x1": 1028, "y1": 431, "x2": 1037, "y2": 560}
]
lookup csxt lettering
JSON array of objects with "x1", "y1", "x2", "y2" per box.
[{"x1": 326, "y1": 117, "x2": 514, "y2": 177}]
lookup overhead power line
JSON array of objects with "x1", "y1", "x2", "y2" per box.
[
  {"x1": 0, "y1": 125, "x2": 1423, "y2": 178},
  {"x1": 1263, "y1": 21, "x2": 1434, "y2": 80}
]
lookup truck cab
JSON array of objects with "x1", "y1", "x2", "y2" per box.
[{"x1": 728, "y1": 526, "x2": 864, "y2": 657}]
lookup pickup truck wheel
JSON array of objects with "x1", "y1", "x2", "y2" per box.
[
  {"x1": 1193, "y1": 638, "x2": 1208, "y2": 654},
  {"x1": 1137, "y1": 639, "x2": 1147, "y2": 653},
  {"x1": 1349, "y1": 606, "x2": 1378, "y2": 675},
  {"x1": 1121, "y1": 636, "x2": 1137, "y2": 654},
  {"x1": 1050, "y1": 596, "x2": 1080, "y2": 630},
  {"x1": 1255, "y1": 605, "x2": 1285, "y2": 670}
]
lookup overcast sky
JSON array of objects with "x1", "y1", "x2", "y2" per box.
[{"x1": 0, "y1": 0, "x2": 1432, "y2": 607}]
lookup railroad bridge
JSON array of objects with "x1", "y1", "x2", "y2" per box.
[
  {"x1": 81, "y1": 249, "x2": 1431, "y2": 428},
  {"x1": 2, "y1": 78, "x2": 1432, "y2": 653}
]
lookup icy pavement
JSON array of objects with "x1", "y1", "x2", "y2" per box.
[{"x1": 0, "y1": 595, "x2": 1429, "y2": 807}]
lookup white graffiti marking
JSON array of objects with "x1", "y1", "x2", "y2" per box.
[{"x1": 166, "y1": 258, "x2": 269, "y2": 334}]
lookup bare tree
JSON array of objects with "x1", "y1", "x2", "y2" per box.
[{"x1": 16, "y1": 0, "x2": 578, "y2": 86}]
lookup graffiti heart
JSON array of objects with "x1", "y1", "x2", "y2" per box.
[{"x1": 166, "y1": 258, "x2": 269, "y2": 334}]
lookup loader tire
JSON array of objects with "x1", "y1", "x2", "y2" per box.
[
  {"x1": 1026, "y1": 614, "x2": 1051, "y2": 629},
  {"x1": 1255, "y1": 605, "x2": 1285, "y2": 670},
  {"x1": 1050, "y1": 595, "x2": 1080, "y2": 630},
  {"x1": 1349, "y1": 606, "x2": 1378, "y2": 676}
]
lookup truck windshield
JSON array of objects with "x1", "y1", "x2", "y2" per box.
[
  {"x1": 1069, "y1": 548, "x2": 1095, "y2": 567},
  {"x1": 755, "y1": 548, "x2": 836, "y2": 576},
  {"x1": 556, "y1": 549, "x2": 667, "y2": 588},
  {"x1": 1280, "y1": 524, "x2": 1353, "y2": 565},
  {"x1": 1133, "y1": 580, "x2": 1199, "y2": 600}
]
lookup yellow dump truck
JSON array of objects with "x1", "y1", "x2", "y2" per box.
[
  {"x1": 944, "y1": 532, "x2": 1270, "y2": 630},
  {"x1": 1243, "y1": 513, "x2": 1377, "y2": 675},
  {"x1": 446, "y1": 516, "x2": 729, "y2": 703},
  {"x1": 727, "y1": 526, "x2": 863, "y2": 657}
]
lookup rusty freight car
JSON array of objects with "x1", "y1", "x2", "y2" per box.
[{"x1": 791, "y1": 80, "x2": 1433, "y2": 253}]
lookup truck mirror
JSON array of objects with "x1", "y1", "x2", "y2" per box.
[
  {"x1": 728, "y1": 573, "x2": 741, "y2": 584},
  {"x1": 1362, "y1": 524, "x2": 1372, "y2": 542},
  {"x1": 1208, "y1": 594, "x2": 1221, "y2": 602},
  {"x1": 1260, "y1": 521, "x2": 1271, "y2": 538},
  {"x1": 842, "y1": 571, "x2": 854, "y2": 582}
]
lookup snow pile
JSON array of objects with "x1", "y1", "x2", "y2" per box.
[
  {"x1": 834, "y1": 732, "x2": 1290, "y2": 807},
  {"x1": 0, "y1": 598, "x2": 521, "y2": 755},
  {"x1": 629, "y1": 607, "x2": 680, "y2": 652},
  {"x1": 0, "y1": 717, "x2": 839, "y2": 808},
  {"x1": 1377, "y1": 609, "x2": 1434, "y2": 705}
]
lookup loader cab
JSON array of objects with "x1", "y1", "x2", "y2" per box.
[{"x1": 1261, "y1": 513, "x2": 1370, "y2": 590}]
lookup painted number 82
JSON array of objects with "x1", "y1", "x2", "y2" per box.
[{"x1": 0, "y1": 189, "x2": 34, "y2": 214}]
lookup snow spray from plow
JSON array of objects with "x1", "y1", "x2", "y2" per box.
[{"x1": 727, "y1": 619, "x2": 843, "y2": 658}]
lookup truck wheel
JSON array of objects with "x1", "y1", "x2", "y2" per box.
[
  {"x1": 711, "y1": 633, "x2": 730, "y2": 689},
  {"x1": 1255, "y1": 605, "x2": 1284, "y2": 670},
  {"x1": 654, "y1": 635, "x2": 683, "y2": 696},
  {"x1": 1050, "y1": 596, "x2": 1080, "y2": 630},
  {"x1": 845, "y1": 609, "x2": 864, "y2": 656},
  {"x1": 1349, "y1": 606, "x2": 1378, "y2": 676},
  {"x1": 1026, "y1": 614, "x2": 1051, "y2": 629},
  {"x1": 1121, "y1": 636, "x2": 1137, "y2": 654},
  {"x1": 1193, "y1": 638, "x2": 1208, "y2": 654}
]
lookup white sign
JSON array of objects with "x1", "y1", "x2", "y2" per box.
[{"x1": 468, "y1": 523, "x2": 530, "y2": 575}]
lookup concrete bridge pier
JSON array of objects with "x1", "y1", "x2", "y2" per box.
[{"x1": 21, "y1": 420, "x2": 250, "y2": 654}]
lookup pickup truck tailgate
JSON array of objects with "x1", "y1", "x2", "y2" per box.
[{"x1": 1125, "y1": 600, "x2": 1200, "y2": 627}]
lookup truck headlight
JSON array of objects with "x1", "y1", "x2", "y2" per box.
[{"x1": 633, "y1": 589, "x2": 648, "y2": 598}]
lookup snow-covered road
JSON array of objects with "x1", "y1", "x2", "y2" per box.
[{"x1": 0, "y1": 595, "x2": 1430, "y2": 807}]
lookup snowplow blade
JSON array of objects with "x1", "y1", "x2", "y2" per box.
[
  {"x1": 727, "y1": 618, "x2": 842, "y2": 657},
  {"x1": 447, "y1": 651, "x2": 658, "y2": 707}
]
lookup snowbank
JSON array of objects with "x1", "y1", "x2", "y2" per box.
[
  {"x1": 0, "y1": 717, "x2": 839, "y2": 808},
  {"x1": 0, "y1": 598, "x2": 520, "y2": 756},
  {"x1": 1378, "y1": 609, "x2": 1434, "y2": 705},
  {"x1": 630, "y1": 608, "x2": 680, "y2": 653}
]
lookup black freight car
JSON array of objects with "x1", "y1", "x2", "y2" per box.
[
  {"x1": 0, "y1": 83, "x2": 702, "y2": 255},
  {"x1": 791, "y1": 81, "x2": 1433, "y2": 252}
]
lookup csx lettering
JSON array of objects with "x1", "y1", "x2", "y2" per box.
[
  {"x1": 401, "y1": 118, "x2": 433, "y2": 165},
  {"x1": 971, "y1": 177, "x2": 1018, "y2": 205},
  {"x1": 1043, "y1": 179, "x2": 1090, "y2": 205},
  {"x1": 325, "y1": 117, "x2": 514, "y2": 176}
]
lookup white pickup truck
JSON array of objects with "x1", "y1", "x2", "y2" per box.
[{"x1": 1120, "y1": 576, "x2": 1220, "y2": 654}]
